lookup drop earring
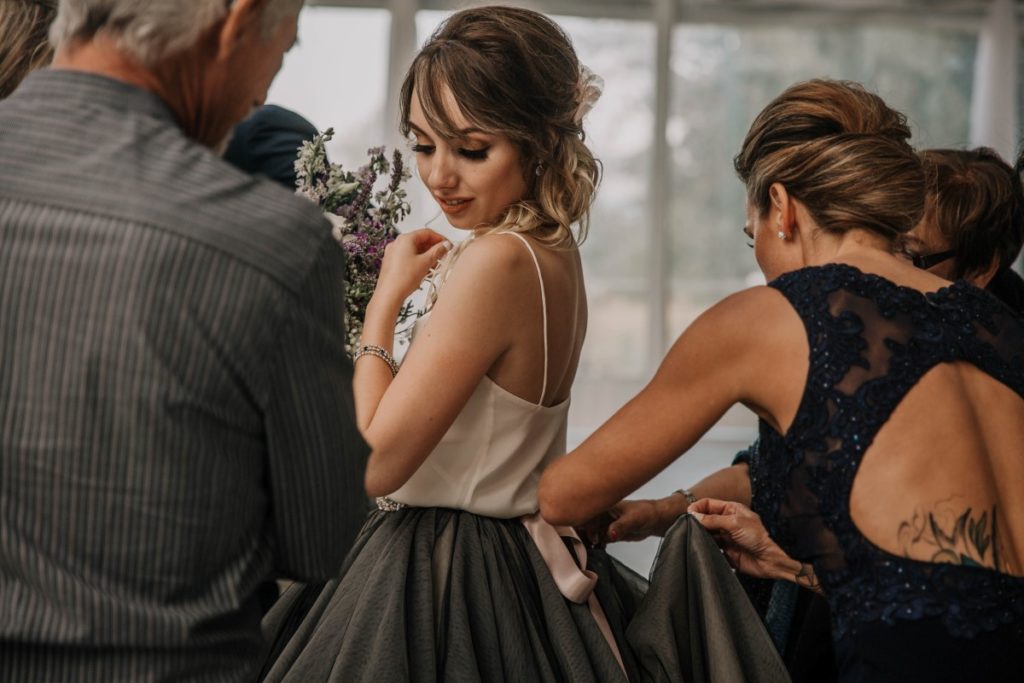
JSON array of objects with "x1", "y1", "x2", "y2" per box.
[{"x1": 535, "y1": 163, "x2": 544, "y2": 177}]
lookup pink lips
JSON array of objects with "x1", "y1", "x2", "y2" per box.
[{"x1": 436, "y1": 196, "x2": 473, "y2": 216}]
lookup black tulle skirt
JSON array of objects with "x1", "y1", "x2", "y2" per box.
[{"x1": 258, "y1": 510, "x2": 789, "y2": 683}]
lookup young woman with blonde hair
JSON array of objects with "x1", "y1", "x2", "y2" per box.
[{"x1": 259, "y1": 7, "x2": 645, "y2": 680}]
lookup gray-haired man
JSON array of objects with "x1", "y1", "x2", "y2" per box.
[{"x1": 0, "y1": 1, "x2": 368, "y2": 680}]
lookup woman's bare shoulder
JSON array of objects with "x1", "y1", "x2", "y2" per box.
[
  {"x1": 425, "y1": 233, "x2": 542, "y2": 319},
  {"x1": 693, "y1": 285, "x2": 798, "y2": 335},
  {"x1": 659, "y1": 285, "x2": 805, "y2": 379},
  {"x1": 462, "y1": 232, "x2": 535, "y2": 266}
]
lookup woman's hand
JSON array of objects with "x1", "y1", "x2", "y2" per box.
[
  {"x1": 373, "y1": 228, "x2": 451, "y2": 306},
  {"x1": 689, "y1": 498, "x2": 823, "y2": 593},
  {"x1": 578, "y1": 494, "x2": 690, "y2": 545}
]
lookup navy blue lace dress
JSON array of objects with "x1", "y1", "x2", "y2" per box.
[{"x1": 747, "y1": 264, "x2": 1024, "y2": 682}]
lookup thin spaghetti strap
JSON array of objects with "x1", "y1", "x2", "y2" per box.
[{"x1": 504, "y1": 232, "x2": 549, "y2": 406}]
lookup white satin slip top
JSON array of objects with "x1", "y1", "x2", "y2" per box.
[{"x1": 389, "y1": 232, "x2": 570, "y2": 518}]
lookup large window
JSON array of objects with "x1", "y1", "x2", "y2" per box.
[
  {"x1": 553, "y1": 15, "x2": 657, "y2": 440},
  {"x1": 667, "y1": 24, "x2": 976, "y2": 333},
  {"x1": 267, "y1": 8, "x2": 390, "y2": 170}
]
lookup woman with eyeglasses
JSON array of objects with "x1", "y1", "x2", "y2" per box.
[
  {"x1": 908, "y1": 147, "x2": 1024, "y2": 315},
  {"x1": 541, "y1": 80, "x2": 1024, "y2": 682}
]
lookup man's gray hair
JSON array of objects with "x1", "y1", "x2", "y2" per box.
[{"x1": 50, "y1": 0, "x2": 304, "y2": 66}]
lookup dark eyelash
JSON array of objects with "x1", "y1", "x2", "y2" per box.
[
  {"x1": 747, "y1": 241, "x2": 754, "y2": 249},
  {"x1": 411, "y1": 144, "x2": 434, "y2": 154},
  {"x1": 460, "y1": 147, "x2": 490, "y2": 160}
]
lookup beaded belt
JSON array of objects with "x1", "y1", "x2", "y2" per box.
[{"x1": 375, "y1": 496, "x2": 406, "y2": 512}]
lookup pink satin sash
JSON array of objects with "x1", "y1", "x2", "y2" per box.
[{"x1": 521, "y1": 512, "x2": 627, "y2": 676}]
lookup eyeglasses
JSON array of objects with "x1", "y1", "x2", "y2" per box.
[{"x1": 910, "y1": 249, "x2": 957, "y2": 270}]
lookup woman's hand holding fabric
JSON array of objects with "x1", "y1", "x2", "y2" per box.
[
  {"x1": 580, "y1": 494, "x2": 691, "y2": 545},
  {"x1": 689, "y1": 498, "x2": 823, "y2": 593}
]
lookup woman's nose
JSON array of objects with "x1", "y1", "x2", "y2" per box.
[{"x1": 428, "y1": 152, "x2": 458, "y2": 190}]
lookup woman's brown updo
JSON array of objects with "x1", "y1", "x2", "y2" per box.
[{"x1": 734, "y1": 79, "x2": 925, "y2": 243}]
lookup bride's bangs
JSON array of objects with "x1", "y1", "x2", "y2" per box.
[
  {"x1": 413, "y1": 53, "x2": 494, "y2": 143},
  {"x1": 412, "y1": 58, "x2": 455, "y2": 141}
]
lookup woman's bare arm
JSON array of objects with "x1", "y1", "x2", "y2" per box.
[
  {"x1": 582, "y1": 464, "x2": 751, "y2": 544},
  {"x1": 539, "y1": 286, "x2": 802, "y2": 526}
]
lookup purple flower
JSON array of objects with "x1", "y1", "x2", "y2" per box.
[{"x1": 293, "y1": 138, "x2": 415, "y2": 355}]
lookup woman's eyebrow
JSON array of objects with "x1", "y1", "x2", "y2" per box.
[{"x1": 407, "y1": 122, "x2": 431, "y2": 137}]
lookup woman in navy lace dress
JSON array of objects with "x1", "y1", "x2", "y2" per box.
[{"x1": 541, "y1": 79, "x2": 1024, "y2": 682}]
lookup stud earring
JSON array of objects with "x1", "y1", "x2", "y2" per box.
[{"x1": 777, "y1": 231, "x2": 787, "y2": 241}]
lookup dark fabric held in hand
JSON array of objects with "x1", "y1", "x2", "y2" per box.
[{"x1": 626, "y1": 514, "x2": 791, "y2": 683}]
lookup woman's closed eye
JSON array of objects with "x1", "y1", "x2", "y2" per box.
[
  {"x1": 459, "y1": 146, "x2": 490, "y2": 161},
  {"x1": 743, "y1": 226, "x2": 754, "y2": 248},
  {"x1": 409, "y1": 144, "x2": 490, "y2": 161}
]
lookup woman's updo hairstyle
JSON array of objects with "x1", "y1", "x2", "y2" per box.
[
  {"x1": 399, "y1": 5, "x2": 600, "y2": 247},
  {"x1": 734, "y1": 79, "x2": 925, "y2": 243}
]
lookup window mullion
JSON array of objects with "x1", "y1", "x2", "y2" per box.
[
  {"x1": 385, "y1": 0, "x2": 419, "y2": 153},
  {"x1": 648, "y1": 0, "x2": 676, "y2": 370}
]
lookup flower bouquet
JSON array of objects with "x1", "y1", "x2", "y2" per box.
[{"x1": 294, "y1": 129, "x2": 416, "y2": 355}]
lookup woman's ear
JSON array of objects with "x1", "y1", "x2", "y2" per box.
[
  {"x1": 768, "y1": 182, "x2": 795, "y2": 239},
  {"x1": 970, "y1": 254, "x2": 1002, "y2": 289}
]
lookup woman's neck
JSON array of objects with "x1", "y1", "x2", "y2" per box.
[{"x1": 802, "y1": 227, "x2": 895, "y2": 268}]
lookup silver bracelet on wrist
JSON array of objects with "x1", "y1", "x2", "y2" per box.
[
  {"x1": 354, "y1": 343, "x2": 399, "y2": 377},
  {"x1": 676, "y1": 488, "x2": 698, "y2": 506}
]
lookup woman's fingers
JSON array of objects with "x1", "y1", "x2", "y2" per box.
[
  {"x1": 607, "y1": 501, "x2": 653, "y2": 542},
  {"x1": 688, "y1": 497, "x2": 735, "y2": 516},
  {"x1": 424, "y1": 239, "x2": 452, "y2": 263},
  {"x1": 410, "y1": 228, "x2": 448, "y2": 251},
  {"x1": 691, "y1": 511, "x2": 730, "y2": 534}
]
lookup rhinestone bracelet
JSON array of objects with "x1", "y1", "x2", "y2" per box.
[{"x1": 354, "y1": 343, "x2": 399, "y2": 377}]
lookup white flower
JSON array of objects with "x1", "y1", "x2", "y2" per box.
[
  {"x1": 573, "y1": 64, "x2": 604, "y2": 126},
  {"x1": 332, "y1": 181, "x2": 361, "y2": 198}
]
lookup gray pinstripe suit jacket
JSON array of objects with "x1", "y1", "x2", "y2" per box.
[{"x1": 0, "y1": 70, "x2": 369, "y2": 681}]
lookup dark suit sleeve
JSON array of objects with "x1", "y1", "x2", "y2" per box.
[{"x1": 263, "y1": 235, "x2": 370, "y2": 580}]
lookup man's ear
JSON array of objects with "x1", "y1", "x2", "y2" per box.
[
  {"x1": 216, "y1": 0, "x2": 270, "y2": 58},
  {"x1": 970, "y1": 254, "x2": 1002, "y2": 289}
]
